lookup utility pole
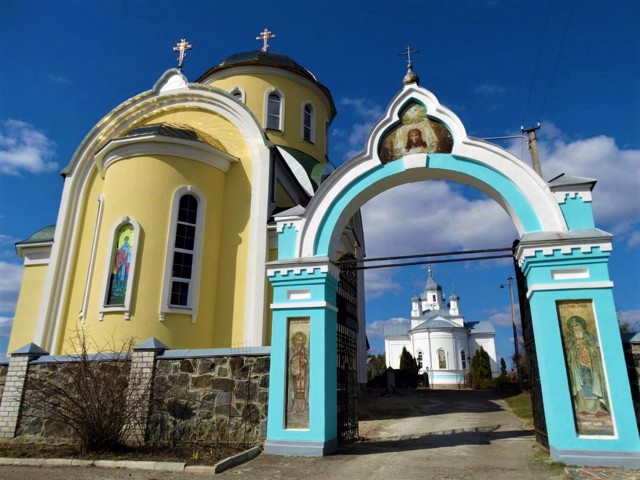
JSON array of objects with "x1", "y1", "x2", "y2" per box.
[
  {"x1": 521, "y1": 123, "x2": 542, "y2": 177},
  {"x1": 501, "y1": 276, "x2": 522, "y2": 389}
]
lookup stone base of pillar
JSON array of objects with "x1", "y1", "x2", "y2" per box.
[{"x1": 264, "y1": 438, "x2": 337, "y2": 456}]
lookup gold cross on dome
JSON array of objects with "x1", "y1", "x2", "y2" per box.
[
  {"x1": 173, "y1": 38, "x2": 192, "y2": 70},
  {"x1": 256, "y1": 28, "x2": 276, "y2": 52}
]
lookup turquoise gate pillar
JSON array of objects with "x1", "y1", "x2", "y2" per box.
[
  {"x1": 518, "y1": 232, "x2": 640, "y2": 468},
  {"x1": 264, "y1": 256, "x2": 339, "y2": 456}
]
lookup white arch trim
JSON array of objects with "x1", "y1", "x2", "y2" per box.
[
  {"x1": 34, "y1": 69, "x2": 272, "y2": 351},
  {"x1": 295, "y1": 84, "x2": 567, "y2": 258}
]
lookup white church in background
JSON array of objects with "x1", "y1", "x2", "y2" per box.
[{"x1": 384, "y1": 267, "x2": 498, "y2": 386}]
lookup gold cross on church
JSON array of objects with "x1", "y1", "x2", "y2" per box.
[
  {"x1": 399, "y1": 45, "x2": 420, "y2": 68},
  {"x1": 256, "y1": 28, "x2": 276, "y2": 52},
  {"x1": 173, "y1": 38, "x2": 192, "y2": 70}
]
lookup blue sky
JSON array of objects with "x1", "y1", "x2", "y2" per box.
[{"x1": 1, "y1": 1, "x2": 638, "y2": 362}]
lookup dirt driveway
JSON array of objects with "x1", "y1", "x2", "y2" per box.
[{"x1": 0, "y1": 389, "x2": 571, "y2": 480}]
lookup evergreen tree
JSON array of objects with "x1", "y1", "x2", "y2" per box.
[
  {"x1": 500, "y1": 357, "x2": 508, "y2": 377},
  {"x1": 470, "y1": 347, "x2": 492, "y2": 388},
  {"x1": 399, "y1": 347, "x2": 419, "y2": 375}
]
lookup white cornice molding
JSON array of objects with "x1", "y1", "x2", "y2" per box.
[
  {"x1": 94, "y1": 135, "x2": 239, "y2": 178},
  {"x1": 270, "y1": 301, "x2": 338, "y2": 312},
  {"x1": 16, "y1": 242, "x2": 53, "y2": 261},
  {"x1": 526, "y1": 281, "x2": 614, "y2": 299},
  {"x1": 553, "y1": 190, "x2": 593, "y2": 204},
  {"x1": 20, "y1": 245, "x2": 53, "y2": 266},
  {"x1": 516, "y1": 238, "x2": 613, "y2": 267},
  {"x1": 266, "y1": 256, "x2": 339, "y2": 280}
]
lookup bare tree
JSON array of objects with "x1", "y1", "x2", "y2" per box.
[{"x1": 20, "y1": 331, "x2": 148, "y2": 453}]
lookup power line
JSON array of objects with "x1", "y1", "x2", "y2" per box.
[
  {"x1": 539, "y1": 0, "x2": 576, "y2": 119},
  {"x1": 335, "y1": 253, "x2": 513, "y2": 271},
  {"x1": 522, "y1": 0, "x2": 552, "y2": 126}
]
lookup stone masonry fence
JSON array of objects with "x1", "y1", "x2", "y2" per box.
[{"x1": 0, "y1": 338, "x2": 270, "y2": 446}]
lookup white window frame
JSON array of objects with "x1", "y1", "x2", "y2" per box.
[
  {"x1": 301, "y1": 101, "x2": 316, "y2": 143},
  {"x1": 460, "y1": 349, "x2": 467, "y2": 370},
  {"x1": 264, "y1": 88, "x2": 285, "y2": 131},
  {"x1": 99, "y1": 216, "x2": 141, "y2": 321},
  {"x1": 416, "y1": 349, "x2": 424, "y2": 368},
  {"x1": 160, "y1": 186, "x2": 206, "y2": 323},
  {"x1": 230, "y1": 86, "x2": 245, "y2": 103}
]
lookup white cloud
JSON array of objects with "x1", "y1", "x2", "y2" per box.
[
  {"x1": 473, "y1": 84, "x2": 508, "y2": 95},
  {"x1": 336, "y1": 98, "x2": 384, "y2": 160},
  {"x1": 47, "y1": 74, "x2": 72, "y2": 85},
  {"x1": 509, "y1": 126, "x2": 640, "y2": 245},
  {"x1": 366, "y1": 317, "x2": 407, "y2": 342},
  {"x1": 0, "y1": 261, "x2": 23, "y2": 313},
  {"x1": 361, "y1": 181, "x2": 517, "y2": 258},
  {"x1": 483, "y1": 306, "x2": 521, "y2": 328},
  {"x1": 364, "y1": 269, "x2": 403, "y2": 299},
  {"x1": 0, "y1": 119, "x2": 57, "y2": 175}
]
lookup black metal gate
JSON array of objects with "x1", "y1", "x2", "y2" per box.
[
  {"x1": 513, "y1": 241, "x2": 548, "y2": 447},
  {"x1": 336, "y1": 253, "x2": 359, "y2": 442}
]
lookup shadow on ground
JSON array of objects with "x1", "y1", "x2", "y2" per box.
[{"x1": 358, "y1": 388, "x2": 519, "y2": 421}]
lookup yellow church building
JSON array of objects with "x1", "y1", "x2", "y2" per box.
[{"x1": 9, "y1": 38, "x2": 364, "y2": 356}]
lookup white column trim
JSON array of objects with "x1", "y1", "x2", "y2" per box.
[{"x1": 79, "y1": 194, "x2": 104, "y2": 321}]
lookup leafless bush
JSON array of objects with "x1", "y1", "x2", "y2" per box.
[{"x1": 21, "y1": 331, "x2": 146, "y2": 453}]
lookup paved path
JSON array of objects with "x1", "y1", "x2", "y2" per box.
[{"x1": 0, "y1": 389, "x2": 636, "y2": 479}]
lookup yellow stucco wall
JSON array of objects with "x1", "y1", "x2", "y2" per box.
[
  {"x1": 8, "y1": 264, "x2": 48, "y2": 353},
  {"x1": 58, "y1": 153, "x2": 230, "y2": 353},
  {"x1": 207, "y1": 74, "x2": 330, "y2": 162}
]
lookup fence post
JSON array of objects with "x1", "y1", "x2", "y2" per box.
[
  {"x1": 0, "y1": 343, "x2": 48, "y2": 439},
  {"x1": 125, "y1": 337, "x2": 168, "y2": 445}
]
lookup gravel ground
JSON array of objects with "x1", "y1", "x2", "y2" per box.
[{"x1": 0, "y1": 389, "x2": 637, "y2": 479}]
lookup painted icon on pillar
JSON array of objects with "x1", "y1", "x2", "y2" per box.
[
  {"x1": 556, "y1": 300, "x2": 614, "y2": 436},
  {"x1": 379, "y1": 101, "x2": 453, "y2": 164},
  {"x1": 286, "y1": 318, "x2": 310, "y2": 429}
]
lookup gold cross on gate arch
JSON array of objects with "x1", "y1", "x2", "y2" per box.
[{"x1": 256, "y1": 28, "x2": 276, "y2": 52}]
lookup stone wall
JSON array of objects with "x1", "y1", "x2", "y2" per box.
[
  {"x1": 4, "y1": 348, "x2": 270, "y2": 446},
  {"x1": 0, "y1": 363, "x2": 8, "y2": 400},
  {"x1": 147, "y1": 354, "x2": 270, "y2": 446}
]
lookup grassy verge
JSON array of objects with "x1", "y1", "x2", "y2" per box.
[{"x1": 504, "y1": 391, "x2": 533, "y2": 428}]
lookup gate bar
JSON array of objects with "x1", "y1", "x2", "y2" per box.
[
  {"x1": 334, "y1": 246, "x2": 512, "y2": 265},
  {"x1": 334, "y1": 253, "x2": 513, "y2": 271}
]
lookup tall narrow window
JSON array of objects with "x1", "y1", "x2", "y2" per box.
[
  {"x1": 417, "y1": 350, "x2": 423, "y2": 368},
  {"x1": 170, "y1": 194, "x2": 198, "y2": 307},
  {"x1": 161, "y1": 187, "x2": 205, "y2": 322},
  {"x1": 460, "y1": 350, "x2": 466, "y2": 369},
  {"x1": 438, "y1": 349, "x2": 447, "y2": 369},
  {"x1": 302, "y1": 103, "x2": 315, "y2": 142},
  {"x1": 267, "y1": 92, "x2": 282, "y2": 130}
]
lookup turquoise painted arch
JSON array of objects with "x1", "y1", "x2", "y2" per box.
[{"x1": 313, "y1": 153, "x2": 546, "y2": 257}]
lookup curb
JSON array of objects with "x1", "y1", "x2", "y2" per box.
[
  {"x1": 214, "y1": 445, "x2": 262, "y2": 474},
  {"x1": 0, "y1": 445, "x2": 262, "y2": 474}
]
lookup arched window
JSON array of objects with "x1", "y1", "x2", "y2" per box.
[
  {"x1": 302, "y1": 102, "x2": 315, "y2": 143},
  {"x1": 266, "y1": 90, "x2": 283, "y2": 130},
  {"x1": 438, "y1": 349, "x2": 447, "y2": 369},
  {"x1": 100, "y1": 217, "x2": 140, "y2": 320},
  {"x1": 170, "y1": 194, "x2": 198, "y2": 306},
  {"x1": 161, "y1": 187, "x2": 206, "y2": 322},
  {"x1": 460, "y1": 350, "x2": 467, "y2": 369},
  {"x1": 416, "y1": 350, "x2": 423, "y2": 368},
  {"x1": 231, "y1": 87, "x2": 245, "y2": 103}
]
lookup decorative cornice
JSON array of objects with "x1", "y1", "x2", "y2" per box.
[
  {"x1": 271, "y1": 301, "x2": 338, "y2": 312},
  {"x1": 94, "y1": 134, "x2": 239, "y2": 178},
  {"x1": 553, "y1": 191, "x2": 593, "y2": 204},
  {"x1": 266, "y1": 257, "x2": 339, "y2": 280}
]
